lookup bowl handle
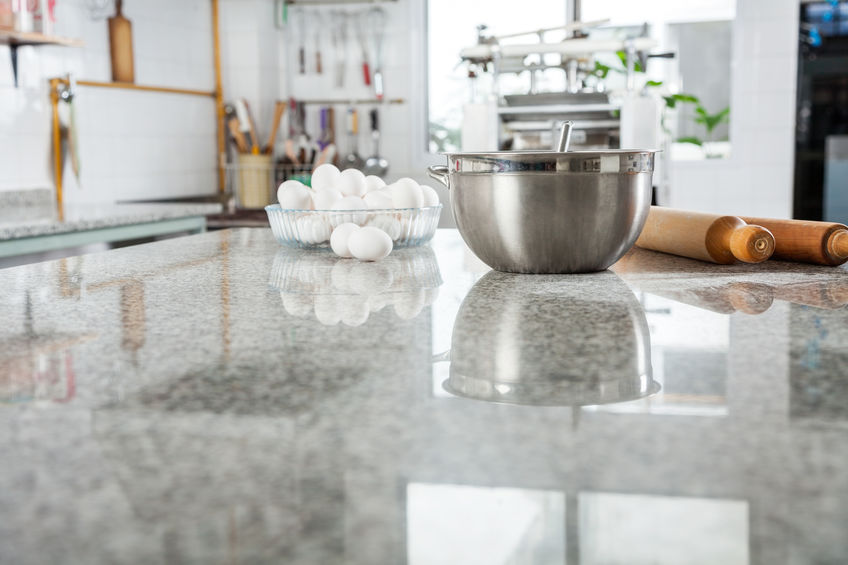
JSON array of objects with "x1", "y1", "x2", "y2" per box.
[{"x1": 427, "y1": 165, "x2": 450, "y2": 189}]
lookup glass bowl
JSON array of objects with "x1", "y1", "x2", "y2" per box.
[{"x1": 265, "y1": 204, "x2": 442, "y2": 249}]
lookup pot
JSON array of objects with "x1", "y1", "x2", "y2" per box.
[
  {"x1": 427, "y1": 132, "x2": 656, "y2": 273},
  {"x1": 444, "y1": 270, "x2": 658, "y2": 406}
]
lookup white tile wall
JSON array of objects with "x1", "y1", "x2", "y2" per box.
[
  {"x1": 1, "y1": 0, "x2": 799, "y2": 219},
  {"x1": 0, "y1": 0, "x2": 218, "y2": 202},
  {"x1": 669, "y1": 0, "x2": 799, "y2": 218}
]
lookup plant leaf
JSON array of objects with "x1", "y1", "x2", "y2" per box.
[
  {"x1": 592, "y1": 61, "x2": 611, "y2": 79},
  {"x1": 676, "y1": 136, "x2": 704, "y2": 146},
  {"x1": 646, "y1": 80, "x2": 663, "y2": 87},
  {"x1": 615, "y1": 50, "x2": 644, "y2": 73},
  {"x1": 673, "y1": 93, "x2": 700, "y2": 104}
]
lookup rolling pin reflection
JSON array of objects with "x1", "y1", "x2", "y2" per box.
[
  {"x1": 644, "y1": 283, "x2": 774, "y2": 315},
  {"x1": 773, "y1": 279, "x2": 848, "y2": 310}
]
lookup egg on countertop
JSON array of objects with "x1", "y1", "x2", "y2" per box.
[
  {"x1": 348, "y1": 226, "x2": 394, "y2": 262},
  {"x1": 330, "y1": 222, "x2": 361, "y2": 258}
]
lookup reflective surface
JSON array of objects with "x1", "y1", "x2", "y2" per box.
[
  {"x1": 2, "y1": 229, "x2": 848, "y2": 564},
  {"x1": 429, "y1": 153, "x2": 653, "y2": 273}
]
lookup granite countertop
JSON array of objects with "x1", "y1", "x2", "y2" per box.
[
  {"x1": 0, "y1": 190, "x2": 222, "y2": 240},
  {"x1": 1, "y1": 228, "x2": 848, "y2": 564}
]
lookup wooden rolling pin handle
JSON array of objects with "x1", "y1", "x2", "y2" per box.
[
  {"x1": 728, "y1": 224, "x2": 775, "y2": 263},
  {"x1": 829, "y1": 230, "x2": 848, "y2": 261}
]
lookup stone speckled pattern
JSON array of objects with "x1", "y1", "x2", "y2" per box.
[
  {"x1": 0, "y1": 201, "x2": 222, "y2": 240},
  {"x1": 1, "y1": 228, "x2": 848, "y2": 564}
]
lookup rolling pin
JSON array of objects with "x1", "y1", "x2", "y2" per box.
[
  {"x1": 739, "y1": 217, "x2": 848, "y2": 266},
  {"x1": 636, "y1": 207, "x2": 775, "y2": 264}
]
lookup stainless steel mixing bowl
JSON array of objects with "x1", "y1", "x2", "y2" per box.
[{"x1": 427, "y1": 148, "x2": 657, "y2": 273}]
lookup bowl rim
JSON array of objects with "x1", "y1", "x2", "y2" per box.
[
  {"x1": 440, "y1": 149, "x2": 661, "y2": 159},
  {"x1": 265, "y1": 203, "x2": 444, "y2": 213}
]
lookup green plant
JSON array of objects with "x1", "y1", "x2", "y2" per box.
[
  {"x1": 670, "y1": 96, "x2": 730, "y2": 146},
  {"x1": 587, "y1": 51, "x2": 730, "y2": 147}
]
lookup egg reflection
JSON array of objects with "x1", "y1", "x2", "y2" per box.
[
  {"x1": 270, "y1": 246, "x2": 442, "y2": 325},
  {"x1": 445, "y1": 270, "x2": 659, "y2": 407}
]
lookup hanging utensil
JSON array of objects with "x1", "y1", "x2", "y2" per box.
[
  {"x1": 354, "y1": 10, "x2": 371, "y2": 86},
  {"x1": 342, "y1": 106, "x2": 364, "y2": 170},
  {"x1": 368, "y1": 7, "x2": 387, "y2": 101},
  {"x1": 312, "y1": 12, "x2": 323, "y2": 74},
  {"x1": 363, "y1": 107, "x2": 388, "y2": 176},
  {"x1": 330, "y1": 11, "x2": 348, "y2": 88},
  {"x1": 265, "y1": 100, "x2": 286, "y2": 154},
  {"x1": 297, "y1": 9, "x2": 307, "y2": 75}
]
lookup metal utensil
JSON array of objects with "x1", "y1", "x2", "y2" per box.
[
  {"x1": 363, "y1": 108, "x2": 388, "y2": 176},
  {"x1": 342, "y1": 107, "x2": 364, "y2": 170},
  {"x1": 427, "y1": 122, "x2": 656, "y2": 274},
  {"x1": 354, "y1": 10, "x2": 371, "y2": 86},
  {"x1": 330, "y1": 11, "x2": 348, "y2": 88},
  {"x1": 368, "y1": 7, "x2": 387, "y2": 100},
  {"x1": 312, "y1": 12, "x2": 323, "y2": 74}
]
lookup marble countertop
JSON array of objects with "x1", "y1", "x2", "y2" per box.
[
  {"x1": 2, "y1": 228, "x2": 848, "y2": 564},
  {"x1": 0, "y1": 194, "x2": 222, "y2": 240}
]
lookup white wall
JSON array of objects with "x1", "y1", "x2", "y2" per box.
[
  {"x1": 0, "y1": 0, "x2": 218, "y2": 201},
  {"x1": 667, "y1": 0, "x2": 799, "y2": 218}
]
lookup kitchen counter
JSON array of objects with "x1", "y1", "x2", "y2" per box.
[
  {"x1": 2, "y1": 228, "x2": 848, "y2": 564},
  {"x1": 0, "y1": 190, "x2": 221, "y2": 259}
]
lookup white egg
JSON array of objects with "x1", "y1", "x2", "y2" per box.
[
  {"x1": 313, "y1": 295, "x2": 341, "y2": 326},
  {"x1": 368, "y1": 214, "x2": 402, "y2": 241},
  {"x1": 313, "y1": 217, "x2": 332, "y2": 243},
  {"x1": 310, "y1": 163, "x2": 341, "y2": 191},
  {"x1": 340, "y1": 296, "x2": 370, "y2": 327},
  {"x1": 348, "y1": 226, "x2": 394, "y2": 261},
  {"x1": 313, "y1": 186, "x2": 343, "y2": 210},
  {"x1": 330, "y1": 196, "x2": 369, "y2": 226},
  {"x1": 337, "y1": 168, "x2": 368, "y2": 197},
  {"x1": 394, "y1": 289, "x2": 426, "y2": 320},
  {"x1": 281, "y1": 292, "x2": 313, "y2": 317},
  {"x1": 296, "y1": 216, "x2": 330, "y2": 244},
  {"x1": 363, "y1": 190, "x2": 394, "y2": 210},
  {"x1": 364, "y1": 175, "x2": 387, "y2": 193},
  {"x1": 278, "y1": 180, "x2": 314, "y2": 210},
  {"x1": 330, "y1": 222, "x2": 361, "y2": 258},
  {"x1": 389, "y1": 178, "x2": 424, "y2": 209},
  {"x1": 420, "y1": 184, "x2": 440, "y2": 207}
]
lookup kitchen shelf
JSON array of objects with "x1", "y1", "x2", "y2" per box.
[
  {"x1": 299, "y1": 97, "x2": 405, "y2": 105},
  {"x1": 0, "y1": 29, "x2": 83, "y2": 47},
  {"x1": 74, "y1": 80, "x2": 215, "y2": 98},
  {"x1": 0, "y1": 30, "x2": 83, "y2": 87},
  {"x1": 498, "y1": 103, "x2": 619, "y2": 115}
]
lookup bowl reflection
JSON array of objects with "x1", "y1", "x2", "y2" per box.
[
  {"x1": 270, "y1": 246, "x2": 443, "y2": 326},
  {"x1": 445, "y1": 270, "x2": 659, "y2": 406}
]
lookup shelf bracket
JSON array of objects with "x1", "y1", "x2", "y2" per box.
[{"x1": 10, "y1": 43, "x2": 19, "y2": 87}]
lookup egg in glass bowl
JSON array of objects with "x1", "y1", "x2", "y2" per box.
[{"x1": 266, "y1": 165, "x2": 442, "y2": 250}]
